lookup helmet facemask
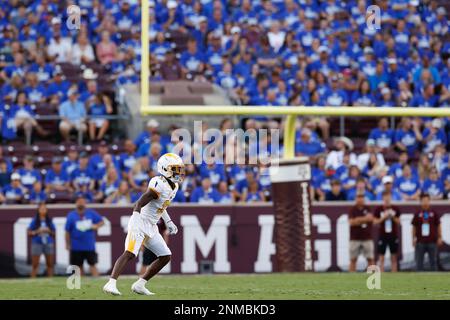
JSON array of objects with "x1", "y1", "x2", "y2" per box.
[{"x1": 168, "y1": 164, "x2": 185, "y2": 183}]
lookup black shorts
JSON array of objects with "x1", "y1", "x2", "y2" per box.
[
  {"x1": 377, "y1": 237, "x2": 399, "y2": 255},
  {"x1": 70, "y1": 250, "x2": 97, "y2": 267},
  {"x1": 142, "y1": 247, "x2": 158, "y2": 266}
]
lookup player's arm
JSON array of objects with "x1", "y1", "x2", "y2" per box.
[
  {"x1": 133, "y1": 188, "x2": 159, "y2": 213},
  {"x1": 161, "y1": 210, "x2": 178, "y2": 235}
]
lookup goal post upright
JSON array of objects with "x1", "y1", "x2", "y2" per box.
[{"x1": 141, "y1": 0, "x2": 149, "y2": 109}]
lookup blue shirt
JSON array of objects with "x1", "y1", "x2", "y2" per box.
[
  {"x1": 369, "y1": 128, "x2": 395, "y2": 149},
  {"x1": 17, "y1": 168, "x2": 41, "y2": 190},
  {"x1": 395, "y1": 176, "x2": 421, "y2": 196},
  {"x1": 59, "y1": 100, "x2": 86, "y2": 122},
  {"x1": 28, "y1": 217, "x2": 55, "y2": 245},
  {"x1": 395, "y1": 129, "x2": 418, "y2": 155},
  {"x1": 190, "y1": 187, "x2": 221, "y2": 203},
  {"x1": 422, "y1": 179, "x2": 444, "y2": 198},
  {"x1": 45, "y1": 169, "x2": 69, "y2": 186},
  {"x1": 65, "y1": 209, "x2": 103, "y2": 251}
]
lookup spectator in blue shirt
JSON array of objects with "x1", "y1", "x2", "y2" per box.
[
  {"x1": 9, "y1": 91, "x2": 48, "y2": 142},
  {"x1": 87, "y1": 93, "x2": 113, "y2": 141},
  {"x1": 190, "y1": 178, "x2": 221, "y2": 203},
  {"x1": 295, "y1": 128, "x2": 325, "y2": 157},
  {"x1": 369, "y1": 117, "x2": 395, "y2": 151},
  {"x1": 59, "y1": 86, "x2": 87, "y2": 142},
  {"x1": 28, "y1": 202, "x2": 55, "y2": 277},
  {"x1": 217, "y1": 181, "x2": 234, "y2": 204},
  {"x1": 375, "y1": 175, "x2": 403, "y2": 201},
  {"x1": 245, "y1": 180, "x2": 265, "y2": 202},
  {"x1": 422, "y1": 167, "x2": 444, "y2": 200},
  {"x1": 3, "y1": 172, "x2": 24, "y2": 204},
  {"x1": 118, "y1": 139, "x2": 137, "y2": 176},
  {"x1": 180, "y1": 38, "x2": 205, "y2": 78},
  {"x1": 394, "y1": 164, "x2": 421, "y2": 200},
  {"x1": 422, "y1": 118, "x2": 447, "y2": 153},
  {"x1": 65, "y1": 196, "x2": 104, "y2": 275},
  {"x1": 71, "y1": 152, "x2": 95, "y2": 191},
  {"x1": 27, "y1": 181, "x2": 47, "y2": 204},
  {"x1": 45, "y1": 157, "x2": 70, "y2": 193},
  {"x1": 394, "y1": 117, "x2": 422, "y2": 156},
  {"x1": 17, "y1": 155, "x2": 41, "y2": 191}
]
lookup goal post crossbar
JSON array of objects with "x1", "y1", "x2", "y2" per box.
[{"x1": 140, "y1": 106, "x2": 450, "y2": 159}]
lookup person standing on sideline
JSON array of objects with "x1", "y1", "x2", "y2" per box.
[
  {"x1": 374, "y1": 191, "x2": 401, "y2": 272},
  {"x1": 28, "y1": 202, "x2": 55, "y2": 277},
  {"x1": 65, "y1": 195, "x2": 104, "y2": 276},
  {"x1": 348, "y1": 193, "x2": 375, "y2": 272},
  {"x1": 412, "y1": 193, "x2": 443, "y2": 271}
]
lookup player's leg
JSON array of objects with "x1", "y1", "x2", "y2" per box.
[
  {"x1": 103, "y1": 230, "x2": 145, "y2": 295},
  {"x1": 131, "y1": 232, "x2": 171, "y2": 295},
  {"x1": 140, "y1": 247, "x2": 158, "y2": 276}
]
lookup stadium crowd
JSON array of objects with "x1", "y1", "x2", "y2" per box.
[{"x1": 0, "y1": 0, "x2": 449, "y2": 204}]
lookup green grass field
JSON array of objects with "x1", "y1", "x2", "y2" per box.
[{"x1": 0, "y1": 273, "x2": 449, "y2": 300}]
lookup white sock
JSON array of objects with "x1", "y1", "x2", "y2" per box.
[
  {"x1": 136, "y1": 278, "x2": 147, "y2": 286},
  {"x1": 108, "y1": 278, "x2": 117, "y2": 286}
]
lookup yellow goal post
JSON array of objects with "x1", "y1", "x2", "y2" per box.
[{"x1": 140, "y1": 0, "x2": 450, "y2": 159}]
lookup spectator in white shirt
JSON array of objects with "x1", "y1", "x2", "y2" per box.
[
  {"x1": 72, "y1": 33, "x2": 95, "y2": 65},
  {"x1": 47, "y1": 28, "x2": 72, "y2": 63},
  {"x1": 357, "y1": 139, "x2": 386, "y2": 172},
  {"x1": 326, "y1": 136, "x2": 357, "y2": 170}
]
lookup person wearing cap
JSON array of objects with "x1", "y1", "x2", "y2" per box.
[
  {"x1": 3, "y1": 172, "x2": 25, "y2": 204},
  {"x1": 17, "y1": 155, "x2": 41, "y2": 191},
  {"x1": 421, "y1": 118, "x2": 447, "y2": 153},
  {"x1": 386, "y1": 56, "x2": 407, "y2": 90},
  {"x1": 134, "y1": 118, "x2": 160, "y2": 147},
  {"x1": 412, "y1": 193, "x2": 443, "y2": 271},
  {"x1": 348, "y1": 192, "x2": 374, "y2": 272},
  {"x1": 45, "y1": 157, "x2": 70, "y2": 193},
  {"x1": 59, "y1": 86, "x2": 87, "y2": 142},
  {"x1": 373, "y1": 191, "x2": 401, "y2": 272},
  {"x1": 65, "y1": 196, "x2": 104, "y2": 275},
  {"x1": 70, "y1": 151, "x2": 95, "y2": 191},
  {"x1": 376, "y1": 175, "x2": 402, "y2": 201}
]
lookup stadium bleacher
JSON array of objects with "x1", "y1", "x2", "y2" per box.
[{"x1": 0, "y1": 0, "x2": 449, "y2": 204}]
